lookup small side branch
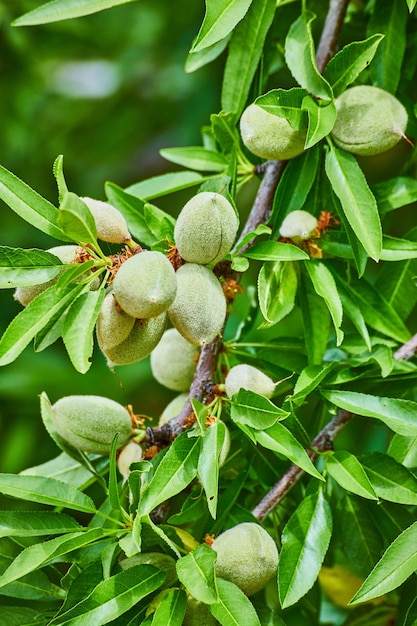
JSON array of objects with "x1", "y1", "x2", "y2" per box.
[{"x1": 315, "y1": 0, "x2": 350, "y2": 73}]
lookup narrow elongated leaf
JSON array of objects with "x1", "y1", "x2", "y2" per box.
[
  {"x1": 388, "y1": 433, "x2": 417, "y2": 468},
  {"x1": 221, "y1": 0, "x2": 276, "y2": 116},
  {"x1": 243, "y1": 241, "x2": 309, "y2": 261},
  {"x1": 0, "y1": 511, "x2": 82, "y2": 538},
  {"x1": 14, "y1": 0, "x2": 138, "y2": 26},
  {"x1": 326, "y1": 451, "x2": 377, "y2": 500},
  {"x1": 186, "y1": 36, "x2": 230, "y2": 73},
  {"x1": 322, "y1": 390, "x2": 417, "y2": 436},
  {"x1": 21, "y1": 452, "x2": 94, "y2": 487},
  {"x1": 299, "y1": 268, "x2": 331, "y2": 365},
  {"x1": 305, "y1": 260, "x2": 343, "y2": 345},
  {"x1": 209, "y1": 578, "x2": 261, "y2": 626},
  {"x1": 62, "y1": 289, "x2": 105, "y2": 373},
  {"x1": 255, "y1": 88, "x2": 308, "y2": 130},
  {"x1": 230, "y1": 389, "x2": 289, "y2": 430},
  {"x1": 159, "y1": 147, "x2": 227, "y2": 172},
  {"x1": 0, "y1": 247, "x2": 62, "y2": 288},
  {"x1": 0, "y1": 165, "x2": 68, "y2": 240},
  {"x1": 323, "y1": 34, "x2": 384, "y2": 98},
  {"x1": 257, "y1": 260, "x2": 298, "y2": 327},
  {"x1": 191, "y1": 0, "x2": 252, "y2": 52},
  {"x1": 332, "y1": 275, "x2": 371, "y2": 350},
  {"x1": 278, "y1": 490, "x2": 332, "y2": 608},
  {"x1": 360, "y1": 452, "x2": 417, "y2": 505},
  {"x1": 198, "y1": 421, "x2": 226, "y2": 518},
  {"x1": 373, "y1": 177, "x2": 417, "y2": 215},
  {"x1": 57, "y1": 193, "x2": 98, "y2": 245},
  {"x1": 0, "y1": 606, "x2": 45, "y2": 625},
  {"x1": 285, "y1": 11, "x2": 333, "y2": 100},
  {"x1": 48, "y1": 565, "x2": 165, "y2": 625},
  {"x1": 151, "y1": 588, "x2": 186, "y2": 626},
  {"x1": 302, "y1": 97, "x2": 337, "y2": 149},
  {"x1": 0, "y1": 473, "x2": 96, "y2": 513},
  {"x1": 138, "y1": 433, "x2": 201, "y2": 516},
  {"x1": 0, "y1": 557, "x2": 64, "y2": 600},
  {"x1": 0, "y1": 282, "x2": 84, "y2": 366},
  {"x1": 254, "y1": 423, "x2": 323, "y2": 480},
  {"x1": 0, "y1": 529, "x2": 103, "y2": 589},
  {"x1": 350, "y1": 521, "x2": 417, "y2": 604},
  {"x1": 176, "y1": 544, "x2": 218, "y2": 604},
  {"x1": 325, "y1": 144, "x2": 382, "y2": 260},
  {"x1": 292, "y1": 363, "x2": 336, "y2": 405},
  {"x1": 126, "y1": 172, "x2": 204, "y2": 200},
  {"x1": 105, "y1": 183, "x2": 155, "y2": 247}
]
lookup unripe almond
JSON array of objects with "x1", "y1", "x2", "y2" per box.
[
  {"x1": 51, "y1": 395, "x2": 132, "y2": 455},
  {"x1": 168, "y1": 264, "x2": 226, "y2": 346},
  {"x1": 113, "y1": 251, "x2": 177, "y2": 319},
  {"x1": 81, "y1": 197, "x2": 131, "y2": 243},
  {"x1": 117, "y1": 441, "x2": 143, "y2": 480},
  {"x1": 331, "y1": 86, "x2": 408, "y2": 156},
  {"x1": 96, "y1": 292, "x2": 135, "y2": 351},
  {"x1": 240, "y1": 104, "x2": 307, "y2": 160},
  {"x1": 183, "y1": 597, "x2": 219, "y2": 625},
  {"x1": 211, "y1": 522, "x2": 279, "y2": 596},
  {"x1": 159, "y1": 392, "x2": 188, "y2": 426},
  {"x1": 279, "y1": 210, "x2": 318, "y2": 242},
  {"x1": 225, "y1": 364, "x2": 275, "y2": 399},
  {"x1": 102, "y1": 313, "x2": 167, "y2": 367},
  {"x1": 174, "y1": 192, "x2": 238, "y2": 266},
  {"x1": 150, "y1": 328, "x2": 198, "y2": 391}
]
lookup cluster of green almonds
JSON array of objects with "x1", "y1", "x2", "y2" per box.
[{"x1": 240, "y1": 85, "x2": 408, "y2": 161}]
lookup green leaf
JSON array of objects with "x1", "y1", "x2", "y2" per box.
[
  {"x1": 138, "y1": 432, "x2": 201, "y2": 516},
  {"x1": 325, "y1": 144, "x2": 382, "y2": 260},
  {"x1": 125, "y1": 172, "x2": 204, "y2": 200},
  {"x1": 0, "y1": 511, "x2": 82, "y2": 538},
  {"x1": 243, "y1": 241, "x2": 309, "y2": 262},
  {"x1": 48, "y1": 565, "x2": 165, "y2": 625},
  {"x1": 380, "y1": 235, "x2": 417, "y2": 261},
  {"x1": 304, "y1": 260, "x2": 343, "y2": 345},
  {"x1": 198, "y1": 421, "x2": 226, "y2": 518},
  {"x1": 0, "y1": 247, "x2": 63, "y2": 289},
  {"x1": 291, "y1": 363, "x2": 336, "y2": 405},
  {"x1": 144, "y1": 203, "x2": 176, "y2": 243},
  {"x1": 373, "y1": 176, "x2": 417, "y2": 215},
  {"x1": 0, "y1": 282, "x2": 85, "y2": 366},
  {"x1": 302, "y1": 98, "x2": 337, "y2": 149},
  {"x1": 323, "y1": 34, "x2": 384, "y2": 98},
  {"x1": 186, "y1": 37, "x2": 230, "y2": 73},
  {"x1": 0, "y1": 557, "x2": 63, "y2": 600},
  {"x1": 407, "y1": 0, "x2": 417, "y2": 9},
  {"x1": 329, "y1": 188, "x2": 368, "y2": 276},
  {"x1": 367, "y1": 0, "x2": 407, "y2": 93},
  {"x1": 209, "y1": 578, "x2": 261, "y2": 626},
  {"x1": 255, "y1": 88, "x2": 308, "y2": 130},
  {"x1": 233, "y1": 223, "x2": 271, "y2": 253},
  {"x1": 0, "y1": 164, "x2": 68, "y2": 241},
  {"x1": 105, "y1": 183, "x2": 155, "y2": 247},
  {"x1": 285, "y1": 11, "x2": 333, "y2": 101},
  {"x1": 151, "y1": 588, "x2": 186, "y2": 626},
  {"x1": 159, "y1": 147, "x2": 227, "y2": 172},
  {"x1": 254, "y1": 422, "x2": 323, "y2": 480},
  {"x1": 13, "y1": 0, "x2": 138, "y2": 26},
  {"x1": 388, "y1": 433, "x2": 417, "y2": 468},
  {"x1": 0, "y1": 529, "x2": 103, "y2": 589},
  {"x1": 191, "y1": 0, "x2": 252, "y2": 52},
  {"x1": 322, "y1": 390, "x2": 417, "y2": 437},
  {"x1": 57, "y1": 193, "x2": 98, "y2": 245},
  {"x1": 278, "y1": 490, "x2": 332, "y2": 608},
  {"x1": 299, "y1": 267, "x2": 331, "y2": 365},
  {"x1": 0, "y1": 473, "x2": 97, "y2": 513},
  {"x1": 331, "y1": 274, "x2": 371, "y2": 350},
  {"x1": 350, "y1": 521, "x2": 417, "y2": 604},
  {"x1": 62, "y1": 289, "x2": 105, "y2": 373},
  {"x1": 257, "y1": 260, "x2": 298, "y2": 327},
  {"x1": 176, "y1": 544, "x2": 218, "y2": 604},
  {"x1": 221, "y1": 0, "x2": 276, "y2": 116},
  {"x1": 230, "y1": 389, "x2": 289, "y2": 430},
  {"x1": 21, "y1": 452, "x2": 94, "y2": 488},
  {"x1": 326, "y1": 451, "x2": 378, "y2": 500},
  {"x1": 0, "y1": 606, "x2": 44, "y2": 625},
  {"x1": 360, "y1": 452, "x2": 417, "y2": 505}
]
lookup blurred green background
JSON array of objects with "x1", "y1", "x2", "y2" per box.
[{"x1": 0, "y1": 0, "x2": 224, "y2": 473}]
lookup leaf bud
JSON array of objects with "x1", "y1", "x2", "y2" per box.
[
  {"x1": 96, "y1": 292, "x2": 135, "y2": 351},
  {"x1": 211, "y1": 522, "x2": 279, "y2": 596},
  {"x1": 50, "y1": 395, "x2": 132, "y2": 455},
  {"x1": 117, "y1": 441, "x2": 143, "y2": 480},
  {"x1": 150, "y1": 328, "x2": 198, "y2": 391},
  {"x1": 279, "y1": 210, "x2": 318, "y2": 243},
  {"x1": 81, "y1": 197, "x2": 131, "y2": 243},
  {"x1": 225, "y1": 364, "x2": 275, "y2": 399},
  {"x1": 113, "y1": 251, "x2": 177, "y2": 319},
  {"x1": 168, "y1": 263, "x2": 226, "y2": 346},
  {"x1": 101, "y1": 313, "x2": 167, "y2": 367},
  {"x1": 331, "y1": 86, "x2": 408, "y2": 156},
  {"x1": 174, "y1": 192, "x2": 239, "y2": 266},
  {"x1": 240, "y1": 103, "x2": 307, "y2": 160}
]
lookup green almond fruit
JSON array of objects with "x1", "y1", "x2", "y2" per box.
[
  {"x1": 279, "y1": 210, "x2": 318, "y2": 243},
  {"x1": 225, "y1": 364, "x2": 275, "y2": 399},
  {"x1": 168, "y1": 263, "x2": 226, "y2": 346},
  {"x1": 211, "y1": 522, "x2": 279, "y2": 596},
  {"x1": 159, "y1": 392, "x2": 188, "y2": 426},
  {"x1": 117, "y1": 441, "x2": 143, "y2": 480},
  {"x1": 102, "y1": 313, "x2": 167, "y2": 367},
  {"x1": 51, "y1": 395, "x2": 132, "y2": 455},
  {"x1": 150, "y1": 328, "x2": 198, "y2": 391},
  {"x1": 174, "y1": 192, "x2": 239, "y2": 266},
  {"x1": 113, "y1": 251, "x2": 177, "y2": 319},
  {"x1": 120, "y1": 552, "x2": 178, "y2": 588},
  {"x1": 96, "y1": 292, "x2": 136, "y2": 351},
  {"x1": 240, "y1": 103, "x2": 307, "y2": 160},
  {"x1": 331, "y1": 85, "x2": 408, "y2": 156},
  {"x1": 183, "y1": 597, "x2": 219, "y2": 625},
  {"x1": 81, "y1": 197, "x2": 132, "y2": 244}
]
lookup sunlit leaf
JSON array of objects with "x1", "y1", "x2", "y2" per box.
[
  {"x1": 191, "y1": 0, "x2": 253, "y2": 52},
  {"x1": 14, "y1": 0, "x2": 138, "y2": 26},
  {"x1": 176, "y1": 544, "x2": 218, "y2": 604}
]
